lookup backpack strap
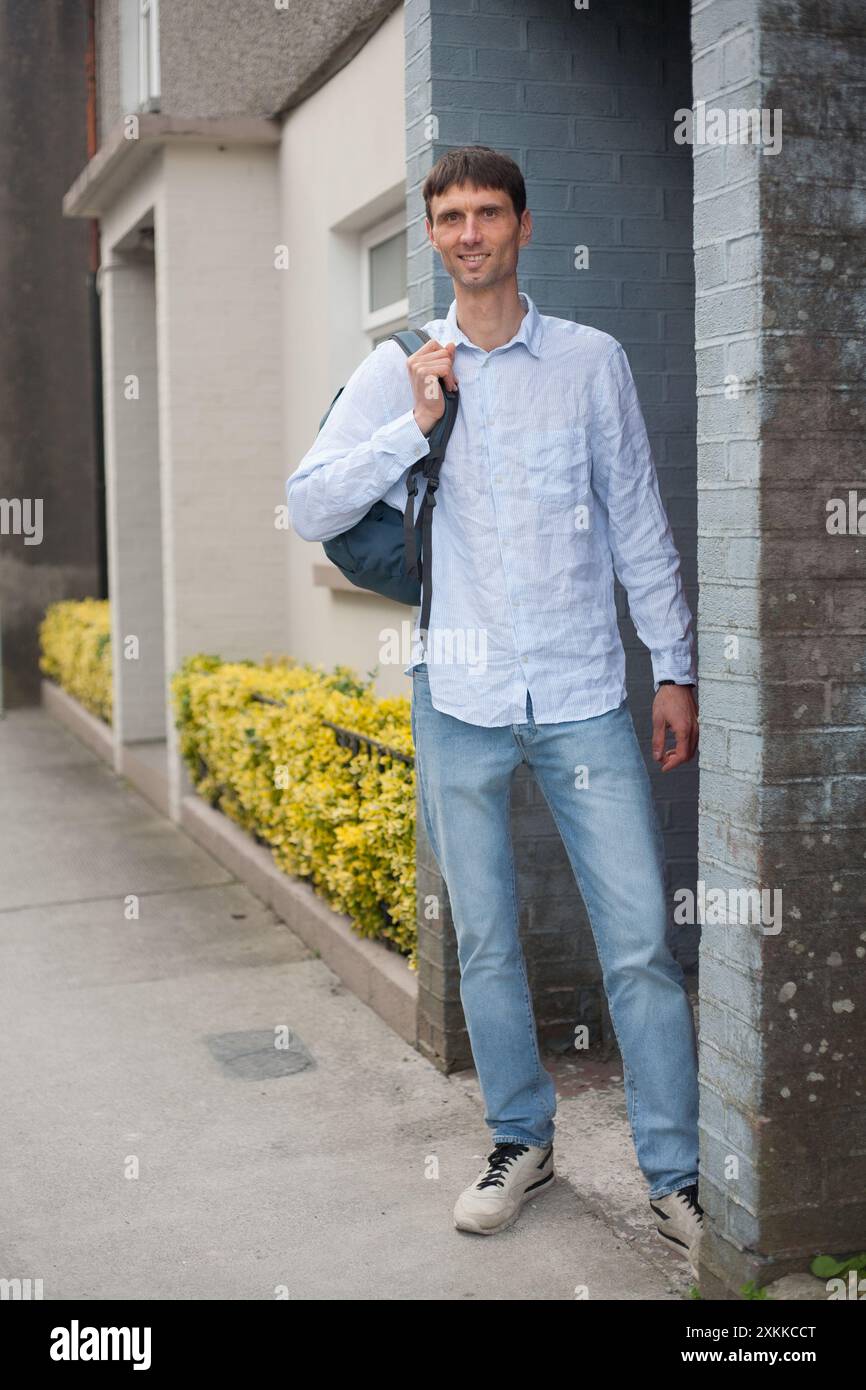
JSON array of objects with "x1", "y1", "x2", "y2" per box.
[{"x1": 389, "y1": 327, "x2": 459, "y2": 635}]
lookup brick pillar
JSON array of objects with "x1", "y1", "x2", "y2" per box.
[{"x1": 692, "y1": 0, "x2": 866, "y2": 1295}]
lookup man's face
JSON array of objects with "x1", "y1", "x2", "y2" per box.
[{"x1": 425, "y1": 182, "x2": 532, "y2": 291}]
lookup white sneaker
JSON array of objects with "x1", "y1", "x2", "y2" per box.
[
  {"x1": 453, "y1": 1141, "x2": 555, "y2": 1235},
  {"x1": 649, "y1": 1182, "x2": 704, "y2": 1279}
]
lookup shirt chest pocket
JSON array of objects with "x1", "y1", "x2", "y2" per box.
[
  {"x1": 443, "y1": 423, "x2": 591, "y2": 503},
  {"x1": 525, "y1": 426, "x2": 591, "y2": 500}
]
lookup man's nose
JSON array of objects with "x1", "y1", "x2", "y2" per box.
[{"x1": 459, "y1": 219, "x2": 483, "y2": 243}]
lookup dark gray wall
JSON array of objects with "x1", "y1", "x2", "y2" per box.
[
  {"x1": 407, "y1": 0, "x2": 699, "y2": 1068},
  {"x1": 0, "y1": 0, "x2": 99, "y2": 706}
]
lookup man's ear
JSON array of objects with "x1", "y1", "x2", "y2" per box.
[{"x1": 519, "y1": 209, "x2": 533, "y2": 247}]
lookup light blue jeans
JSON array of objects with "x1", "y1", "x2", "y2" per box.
[{"x1": 410, "y1": 663, "x2": 699, "y2": 1200}]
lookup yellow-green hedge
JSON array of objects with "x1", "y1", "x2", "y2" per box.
[
  {"x1": 171, "y1": 654, "x2": 418, "y2": 967},
  {"x1": 38, "y1": 598, "x2": 112, "y2": 723}
]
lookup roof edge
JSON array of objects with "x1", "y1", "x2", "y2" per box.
[{"x1": 62, "y1": 114, "x2": 281, "y2": 218}]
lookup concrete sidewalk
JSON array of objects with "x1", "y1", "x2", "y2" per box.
[{"x1": 0, "y1": 707, "x2": 694, "y2": 1300}]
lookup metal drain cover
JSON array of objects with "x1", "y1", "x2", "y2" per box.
[{"x1": 204, "y1": 1029, "x2": 314, "y2": 1079}]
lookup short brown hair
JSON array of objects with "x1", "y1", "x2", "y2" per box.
[{"x1": 421, "y1": 146, "x2": 527, "y2": 225}]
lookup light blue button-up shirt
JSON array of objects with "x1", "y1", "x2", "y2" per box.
[{"x1": 286, "y1": 291, "x2": 697, "y2": 728}]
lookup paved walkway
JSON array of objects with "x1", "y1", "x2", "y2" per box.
[{"x1": 0, "y1": 706, "x2": 692, "y2": 1300}]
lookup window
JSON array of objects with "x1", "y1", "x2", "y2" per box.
[
  {"x1": 120, "y1": 0, "x2": 161, "y2": 112},
  {"x1": 138, "y1": 0, "x2": 161, "y2": 108},
  {"x1": 361, "y1": 213, "x2": 408, "y2": 348}
]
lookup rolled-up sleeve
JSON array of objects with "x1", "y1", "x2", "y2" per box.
[
  {"x1": 285, "y1": 343, "x2": 431, "y2": 543},
  {"x1": 589, "y1": 342, "x2": 697, "y2": 691}
]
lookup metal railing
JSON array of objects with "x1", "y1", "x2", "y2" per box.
[
  {"x1": 244, "y1": 690, "x2": 413, "y2": 945},
  {"x1": 249, "y1": 691, "x2": 413, "y2": 769}
]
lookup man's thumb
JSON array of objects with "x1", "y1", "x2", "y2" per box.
[{"x1": 651, "y1": 707, "x2": 666, "y2": 761}]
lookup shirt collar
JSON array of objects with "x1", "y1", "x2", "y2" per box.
[{"x1": 443, "y1": 291, "x2": 542, "y2": 359}]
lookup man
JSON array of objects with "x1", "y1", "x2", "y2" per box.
[{"x1": 286, "y1": 146, "x2": 703, "y2": 1278}]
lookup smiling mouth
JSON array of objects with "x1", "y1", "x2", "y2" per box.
[{"x1": 458, "y1": 253, "x2": 489, "y2": 267}]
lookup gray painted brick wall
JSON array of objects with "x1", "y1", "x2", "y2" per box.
[
  {"x1": 692, "y1": 0, "x2": 866, "y2": 1291},
  {"x1": 406, "y1": 0, "x2": 699, "y2": 1071}
]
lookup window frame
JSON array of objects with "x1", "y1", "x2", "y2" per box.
[
  {"x1": 137, "y1": 0, "x2": 161, "y2": 109},
  {"x1": 360, "y1": 212, "x2": 409, "y2": 346}
]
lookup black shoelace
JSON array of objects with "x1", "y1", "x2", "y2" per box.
[
  {"x1": 476, "y1": 1142, "x2": 530, "y2": 1189},
  {"x1": 677, "y1": 1183, "x2": 705, "y2": 1225}
]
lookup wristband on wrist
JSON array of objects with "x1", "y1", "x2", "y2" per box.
[{"x1": 658, "y1": 679, "x2": 695, "y2": 688}]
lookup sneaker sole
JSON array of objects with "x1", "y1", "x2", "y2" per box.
[
  {"x1": 453, "y1": 1170, "x2": 555, "y2": 1235},
  {"x1": 655, "y1": 1226, "x2": 699, "y2": 1280}
]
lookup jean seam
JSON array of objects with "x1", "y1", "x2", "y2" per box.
[
  {"x1": 412, "y1": 683, "x2": 443, "y2": 868},
  {"x1": 615, "y1": 716, "x2": 675, "y2": 1161},
  {"x1": 650, "y1": 1177, "x2": 699, "y2": 1201},
  {"x1": 492, "y1": 1135, "x2": 550, "y2": 1150},
  {"x1": 537, "y1": 768, "x2": 699, "y2": 1196},
  {"x1": 532, "y1": 776, "x2": 640, "y2": 1151},
  {"x1": 415, "y1": 687, "x2": 552, "y2": 1149},
  {"x1": 503, "y1": 779, "x2": 546, "y2": 1116},
  {"x1": 417, "y1": 755, "x2": 441, "y2": 867}
]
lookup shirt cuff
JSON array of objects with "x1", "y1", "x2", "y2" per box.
[
  {"x1": 376, "y1": 407, "x2": 431, "y2": 462},
  {"x1": 651, "y1": 644, "x2": 697, "y2": 692}
]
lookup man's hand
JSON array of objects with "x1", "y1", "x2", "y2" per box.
[
  {"x1": 651, "y1": 685, "x2": 699, "y2": 772},
  {"x1": 408, "y1": 339, "x2": 458, "y2": 434}
]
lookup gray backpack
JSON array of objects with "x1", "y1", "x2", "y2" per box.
[{"x1": 318, "y1": 328, "x2": 459, "y2": 633}]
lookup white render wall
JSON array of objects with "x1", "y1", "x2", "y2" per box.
[
  {"x1": 99, "y1": 137, "x2": 284, "y2": 816},
  {"x1": 280, "y1": 5, "x2": 415, "y2": 698},
  {"x1": 99, "y1": 249, "x2": 165, "y2": 753},
  {"x1": 154, "y1": 143, "x2": 285, "y2": 671},
  {"x1": 99, "y1": 153, "x2": 168, "y2": 767}
]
